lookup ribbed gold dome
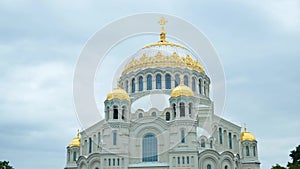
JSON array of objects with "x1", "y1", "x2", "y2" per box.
[
  {"x1": 106, "y1": 87, "x2": 130, "y2": 102},
  {"x1": 171, "y1": 84, "x2": 194, "y2": 98},
  {"x1": 69, "y1": 132, "x2": 80, "y2": 147},
  {"x1": 241, "y1": 127, "x2": 256, "y2": 142}
]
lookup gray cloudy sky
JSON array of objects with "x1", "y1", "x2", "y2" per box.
[{"x1": 0, "y1": 1, "x2": 300, "y2": 169}]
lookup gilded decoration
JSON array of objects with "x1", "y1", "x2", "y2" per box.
[{"x1": 122, "y1": 52, "x2": 205, "y2": 75}]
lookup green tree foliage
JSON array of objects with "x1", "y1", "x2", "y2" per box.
[
  {"x1": 271, "y1": 164, "x2": 286, "y2": 169},
  {"x1": 287, "y1": 144, "x2": 300, "y2": 169},
  {"x1": 0, "y1": 161, "x2": 14, "y2": 169}
]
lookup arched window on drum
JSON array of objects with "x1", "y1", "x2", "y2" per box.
[
  {"x1": 165, "y1": 74, "x2": 171, "y2": 89},
  {"x1": 147, "y1": 75, "x2": 152, "y2": 90},
  {"x1": 156, "y1": 74, "x2": 162, "y2": 89}
]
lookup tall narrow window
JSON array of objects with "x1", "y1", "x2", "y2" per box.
[
  {"x1": 204, "y1": 81, "x2": 207, "y2": 96},
  {"x1": 156, "y1": 74, "x2": 162, "y2": 89},
  {"x1": 172, "y1": 103, "x2": 176, "y2": 118},
  {"x1": 166, "y1": 112, "x2": 170, "y2": 121},
  {"x1": 229, "y1": 132, "x2": 232, "y2": 149},
  {"x1": 165, "y1": 74, "x2": 171, "y2": 89},
  {"x1": 219, "y1": 127, "x2": 223, "y2": 144},
  {"x1": 147, "y1": 75, "x2": 152, "y2": 90},
  {"x1": 98, "y1": 132, "x2": 101, "y2": 145},
  {"x1": 188, "y1": 103, "x2": 192, "y2": 116},
  {"x1": 73, "y1": 152, "x2": 77, "y2": 161},
  {"x1": 246, "y1": 146, "x2": 250, "y2": 156},
  {"x1": 122, "y1": 106, "x2": 126, "y2": 120},
  {"x1": 184, "y1": 75, "x2": 188, "y2": 86},
  {"x1": 181, "y1": 129, "x2": 185, "y2": 143},
  {"x1": 108, "y1": 159, "x2": 111, "y2": 166},
  {"x1": 253, "y1": 146, "x2": 256, "y2": 156},
  {"x1": 207, "y1": 164, "x2": 211, "y2": 169},
  {"x1": 113, "y1": 105, "x2": 118, "y2": 119},
  {"x1": 210, "y1": 140, "x2": 213, "y2": 148},
  {"x1": 177, "y1": 157, "x2": 180, "y2": 164},
  {"x1": 138, "y1": 76, "x2": 143, "y2": 91},
  {"x1": 125, "y1": 80, "x2": 128, "y2": 93},
  {"x1": 113, "y1": 159, "x2": 115, "y2": 166},
  {"x1": 187, "y1": 156, "x2": 189, "y2": 164},
  {"x1": 198, "y1": 79, "x2": 202, "y2": 94},
  {"x1": 131, "y1": 78, "x2": 135, "y2": 93},
  {"x1": 113, "y1": 132, "x2": 117, "y2": 145},
  {"x1": 142, "y1": 133, "x2": 157, "y2": 162},
  {"x1": 175, "y1": 74, "x2": 180, "y2": 87},
  {"x1": 89, "y1": 137, "x2": 92, "y2": 153},
  {"x1": 182, "y1": 157, "x2": 185, "y2": 164},
  {"x1": 201, "y1": 139, "x2": 205, "y2": 147},
  {"x1": 192, "y1": 78, "x2": 196, "y2": 92},
  {"x1": 106, "y1": 106, "x2": 109, "y2": 120},
  {"x1": 180, "y1": 102, "x2": 185, "y2": 117},
  {"x1": 225, "y1": 165, "x2": 228, "y2": 169}
]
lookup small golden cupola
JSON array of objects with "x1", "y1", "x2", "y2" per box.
[
  {"x1": 240, "y1": 125, "x2": 256, "y2": 142},
  {"x1": 171, "y1": 75, "x2": 194, "y2": 98},
  {"x1": 106, "y1": 83, "x2": 130, "y2": 102},
  {"x1": 69, "y1": 130, "x2": 80, "y2": 147}
]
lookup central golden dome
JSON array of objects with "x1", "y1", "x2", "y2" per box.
[
  {"x1": 121, "y1": 17, "x2": 205, "y2": 75},
  {"x1": 171, "y1": 84, "x2": 194, "y2": 98},
  {"x1": 240, "y1": 127, "x2": 256, "y2": 142},
  {"x1": 106, "y1": 87, "x2": 130, "y2": 102}
]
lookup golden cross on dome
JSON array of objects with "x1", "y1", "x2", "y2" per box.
[
  {"x1": 158, "y1": 17, "x2": 168, "y2": 27},
  {"x1": 158, "y1": 17, "x2": 168, "y2": 42}
]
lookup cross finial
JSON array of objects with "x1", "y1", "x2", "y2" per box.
[
  {"x1": 244, "y1": 123, "x2": 247, "y2": 132},
  {"x1": 158, "y1": 17, "x2": 168, "y2": 42},
  {"x1": 77, "y1": 129, "x2": 80, "y2": 137}
]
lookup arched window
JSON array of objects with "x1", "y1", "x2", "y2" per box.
[
  {"x1": 246, "y1": 146, "x2": 250, "y2": 156},
  {"x1": 172, "y1": 103, "x2": 176, "y2": 118},
  {"x1": 219, "y1": 127, "x2": 223, "y2": 144},
  {"x1": 204, "y1": 81, "x2": 207, "y2": 96},
  {"x1": 225, "y1": 165, "x2": 228, "y2": 169},
  {"x1": 187, "y1": 156, "x2": 190, "y2": 164},
  {"x1": 113, "y1": 105, "x2": 118, "y2": 119},
  {"x1": 147, "y1": 75, "x2": 152, "y2": 90},
  {"x1": 113, "y1": 159, "x2": 115, "y2": 166},
  {"x1": 182, "y1": 156, "x2": 185, "y2": 164},
  {"x1": 73, "y1": 152, "x2": 77, "y2": 161},
  {"x1": 188, "y1": 103, "x2": 192, "y2": 116},
  {"x1": 177, "y1": 157, "x2": 180, "y2": 164},
  {"x1": 89, "y1": 137, "x2": 92, "y2": 153},
  {"x1": 180, "y1": 102, "x2": 185, "y2": 117},
  {"x1": 122, "y1": 106, "x2": 126, "y2": 120},
  {"x1": 106, "y1": 106, "x2": 109, "y2": 120},
  {"x1": 175, "y1": 74, "x2": 180, "y2": 87},
  {"x1": 207, "y1": 164, "x2": 211, "y2": 169},
  {"x1": 108, "y1": 159, "x2": 111, "y2": 166},
  {"x1": 166, "y1": 112, "x2": 170, "y2": 121},
  {"x1": 184, "y1": 75, "x2": 188, "y2": 86},
  {"x1": 138, "y1": 76, "x2": 143, "y2": 91},
  {"x1": 138, "y1": 113, "x2": 143, "y2": 119},
  {"x1": 253, "y1": 146, "x2": 256, "y2": 156},
  {"x1": 201, "y1": 139, "x2": 205, "y2": 147},
  {"x1": 181, "y1": 129, "x2": 185, "y2": 143},
  {"x1": 98, "y1": 132, "x2": 101, "y2": 145},
  {"x1": 165, "y1": 74, "x2": 171, "y2": 89},
  {"x1": 192, "y1": 77, "x2": 196, "y2": 92},
  {"x1": 156, "y1": 74, "x2": 162, "y2": 89},
  {"x1": 142, "y1": 133, "x2": 158, "y2": 162},
  {"x1": 151, "y1": 112, "x2": 156, "y2": 117},
  {"x1": 131, "y1": 78, "x2": 135, "y2": 93},
  {"x1": 125, "y1": 80, "x2": 128, "y2": 93},
  {"x1": 198, "y1": 79, "x2": 202, "y2": 94},
  {"x1": 113, "y1": 132, "x2": 117, "y2": 145},
  {"x1": 210, "y1": 140, "x2": 213, "y2": 148},
  {"x1": 229, "y1": 132, "x2": 232, "y2": 149}
]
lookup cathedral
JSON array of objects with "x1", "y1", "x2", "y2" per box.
[{"x1": 64, "y1": 17, "x2": 260, "y2": 169}]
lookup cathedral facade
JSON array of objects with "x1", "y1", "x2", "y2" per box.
[{"x1": 65, "y1": 18, "x2": 260, "y2": 169}]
